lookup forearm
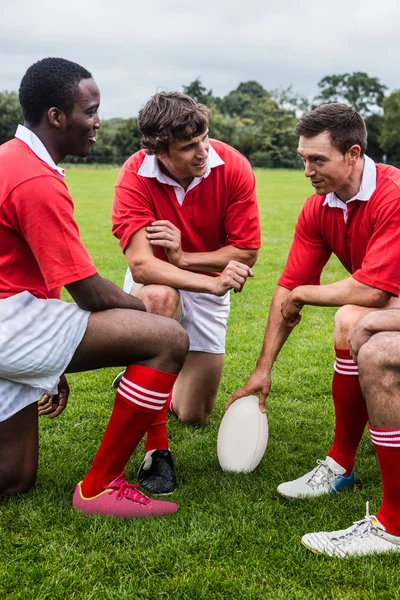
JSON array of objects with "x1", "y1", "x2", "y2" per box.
[
  {"x1": 180, "y1": 246, "x2": 258, "y2": 272},
  {"x1": 130, "y1": 256, "x2": 217, "y2": 293},
  {"x1": 66, "y1": 274, "x2": 146, "y2": 312},
  {"x1": 256, "y1": 285, "x2": 294, "y2": 373},
  {"x1": 291, "y1": 277, "x2": 391, "y2": 309}
]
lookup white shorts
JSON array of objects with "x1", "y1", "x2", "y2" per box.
[
  {"x1": 123, "y1": 269, "x2": 230, "y2": 354},
  {"x1": 0, "y1": 291, "x2": 90, "y2": 422}
]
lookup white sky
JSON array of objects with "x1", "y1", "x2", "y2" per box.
[{"x1": 1, "y1": 0, "x2": 399, "y2": 119}]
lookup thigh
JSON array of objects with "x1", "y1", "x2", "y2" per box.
[
  {"x1": 0, "y1": 402, "x2": 38, "y2": 494},
  {"x1": 172, "y1": 352, "x2": 224, "y2": 424},
  {"x1": 66, "y1": 307, "x2": 187, "y2": 374}
]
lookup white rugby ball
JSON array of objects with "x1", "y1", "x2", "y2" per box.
[{"x1": 217, "y1": 395, "x2": 268, "y2": 473}]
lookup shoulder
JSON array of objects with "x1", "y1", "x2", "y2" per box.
[
  {"x1": 116, "y1": 150, "x2": 147, "y2": 186},
  {"x1": 209, "y1": 139, "x2": 251, "y2": 167},
  {"x1": 375, "y1": 163, "x2": 400, "y2": 195}
]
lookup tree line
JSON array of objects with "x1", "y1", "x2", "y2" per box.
[{"x1": 1, "y1": 72, "x2": 399, "y2": 167}]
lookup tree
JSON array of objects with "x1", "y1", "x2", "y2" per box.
[
  {"x1": 316, "y1": 72, "x2": 387, "y2": 116},
  {"x1": 236, "y1": 81, "x2": 267, "y2": 99},
  {"x1": 0, "y1": 91, "x2": 23, "y2": 145},
  {"x1": 182, "y1": 78, "x2": 214, "y2": 106},
  {"x1": 114, "y1": 118, "x2": 142, "y2": 163},
  {"x1": 380, "y1": 91, "x2": 400, "y2": 165}
]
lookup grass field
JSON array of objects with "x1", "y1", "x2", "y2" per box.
[{"x1": 1, "y1": 168, "x2": 400, "y2": 600}]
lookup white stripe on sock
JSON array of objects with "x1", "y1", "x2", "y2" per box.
[
  {"x1": 117, "y1": 387, "x2": 163, "y2": 411},
  {"x1": 119, "y1": 381, "x2": 166, "y2": 405},
  {"x1": 120, "y1": 376, "x2": 170, "y2": 398}
]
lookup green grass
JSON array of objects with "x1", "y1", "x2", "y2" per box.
[{"x1": 1, "y1": 168, "x2": 400, "y2": 600}]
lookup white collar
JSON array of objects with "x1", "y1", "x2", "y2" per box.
[
  {"x1": 323, "y1": 155, "x2": 376, "y2": 210},
  {"x1": 138, "y1": 142, "x2": 225, "y2": 190},
  {"x1": 15, "y1": 124, "x2": 65, "y2": 179}
]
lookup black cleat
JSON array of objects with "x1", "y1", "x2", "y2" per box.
[
  {"x1": 112, "y1": 370, "x2": 125, "y2": 389},
  {"x1": 138, "y1": 449, "x2": 176, "y2": 494}
]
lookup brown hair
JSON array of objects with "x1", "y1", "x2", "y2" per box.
[
  {"x1": 138, "y1": 91, "x2": 210, "y2": 155},
  {"x1": 295, "y1": 103, "x2": 367, "y2": 157}
]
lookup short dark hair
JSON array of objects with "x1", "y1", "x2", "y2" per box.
[
  {"x1": 138, "y1": 91, "x2": 210, "y2": 154},
  {"x1": 19, "y1": 57, "x2": 92, "y2": 125},
  {"x1": 295, "y1": 103, "x2": 367, "y2": 157}
]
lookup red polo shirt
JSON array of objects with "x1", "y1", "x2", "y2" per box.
[
  {"x1": 279, "y1": 163, "x2": 400, "y2": 296},
  {"x1": 112, "y1": 140, "x2": 261, "y2": 269},
  {"x1": 0, "y1": 138, "x2": 97, "y2": 300}
]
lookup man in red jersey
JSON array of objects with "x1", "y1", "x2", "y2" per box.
[
  {"x1": 0, "y1": 58, "x2": 189, "y2": 519},
  {"x1": 230, "y1": 103, "x2": 400, "y2": 556},
  {"x1": 112, "y1": 91, "x2": 260, "y2": 493}
]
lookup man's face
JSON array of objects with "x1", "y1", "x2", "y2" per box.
[
  {"x1": 63, "y1": 78, "x2": 101, "y2": 157},
  {"x1": 297, "y1": 131, "x2": 358, "y2": 197},
  {"x1": 156, "y1": 129, "x2": 210, "y2": 184}
]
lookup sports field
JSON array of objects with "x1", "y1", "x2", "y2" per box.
[{"x1": 1, "y1": 168, "x2": 399, "y2": 600}]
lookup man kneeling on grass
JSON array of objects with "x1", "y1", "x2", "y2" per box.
[{"x1": 0, "y1": 57, "x2": 189, "y2": 518}]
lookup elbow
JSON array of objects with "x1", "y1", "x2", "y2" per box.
[
  {"x1": 242, "y1": 248, "x2": 259, "y2": 268},
  {"x1": 372, "y1": 289, "x2": 392, "y2": 308},
  {"x1": 128, "y1": 260, "x2": 153, "y2": 285}
]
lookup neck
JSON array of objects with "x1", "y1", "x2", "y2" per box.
[
  {"x1": 335, "y1": 157, "x2": 365, "y2": 202},
  {"x1": 157, "y1": 160, "x2": 193, "y2": 191},
  {"x1": 24, "y1": 122, "x2": 65, "y2": 165}
]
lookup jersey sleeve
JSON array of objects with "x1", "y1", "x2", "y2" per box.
[
  {"x1": 224, "y1": 156, "x2": 261, "y2": 249},
  {"x1": 352, "y1": 197, "x2": 400, "y2": 295},
  {"x1": 11, "y1": 175, "x2": 97, "y2": 290},
  {"x1": 112, "y1": 166, "x2": 155, "y2": 252},
  {"x1": 278, "y1": 198, "x2": 332, "y2": 290}
]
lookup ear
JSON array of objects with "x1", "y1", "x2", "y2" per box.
[
  {"x1": 347, "y1": 144, "x2": 361, "y2": 164},
  {"x1": 47, "y1": 107, "x2": 66, "y2": 129}
]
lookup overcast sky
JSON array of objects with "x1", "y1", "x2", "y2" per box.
[{"x1": 1, "y1": 0, "x2": 399, "y2": 119}]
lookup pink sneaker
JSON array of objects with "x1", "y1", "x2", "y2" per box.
[{"x1": 72, "y1": 473, "x2": 178, "y2": 518}]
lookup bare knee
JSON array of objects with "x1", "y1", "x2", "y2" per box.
[
  {"x1": 158, "y1": 320, "x2": 189, "y2": 372},
  {"x1": 176, "y1": 404, "x2": 212, "y2": 426},
  {"x1": 140, "y1": 286, "x2": 180, "y2": 319},
  {"x1": 0, "y1": 466, "x2": 37, "y2": 496},
  {"x1": 358, "y1": 332, "x2": 397, "y2": 378},
  {"x1": 334, "y1": 305, "x2": 371, "y2": 347}
]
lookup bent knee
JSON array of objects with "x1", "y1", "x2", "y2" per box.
[
  {"x1": 358, "y1": 332, "x2": 399, "y2": 375},
  {"x1": 177, "y1": 405, "x2": 211, "y2": 427},
  {"x1": 141, "y1": 286, "x2": 180, "y2": 319},
  {"x1": 334, "y1": 305, "x2": 372, "y2": 347}
]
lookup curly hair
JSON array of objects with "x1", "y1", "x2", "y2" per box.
[
  {"x1": 295, "y1": 103, "x2": 367, "y2": 157},
  {"x1": 19, "y1": 57, "x2": 92, "y2": 125},
  {"x1": 138, "y1": 91, "x2": 210, "y2": 154}
]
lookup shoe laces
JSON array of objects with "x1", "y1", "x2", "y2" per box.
[
  {"x1": 307, "y1": 459, "x2": 337, "y2": 489},
  {"x1": 331, "y1": 502, "x2": 378, "y2": 546},
  {"x1": 109, "y1": 481, "x2": 151, "y2": 505}
]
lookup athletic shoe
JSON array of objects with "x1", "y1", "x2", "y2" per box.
[
  {"x1": 277, "y1": 456, "x2": 354, "y2": 499},
  {"x1": 301, "y1": 502, "x2": 400, "y2": 557},
  {"x1": 112, "y1": 370, "x2": 125, "y2": 389},
  {"x1": 72, "y1": 472, "x2": 178, "y2": 518},
  {"x1": 138, "y1": 449, "x2": 176, "y2": 494}
]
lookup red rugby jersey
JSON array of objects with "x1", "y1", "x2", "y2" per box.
[
  {"x1": 112, "y1": 140, "x2": 261, "y2": 270},
  {"x1": 279, "y1": 164, "x2": 400, "y2": 296},
  {"x1": 0, "y1": 138, "x2": 97, "y2": 299}
]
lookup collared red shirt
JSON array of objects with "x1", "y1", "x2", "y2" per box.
[
  {"x1": 15, "y1": 124, "x2": 65, "y2": 178},
  {"x1": 278, "y1": 159, "x2": 400, "y2": 296}
]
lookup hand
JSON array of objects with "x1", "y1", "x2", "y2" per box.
[
  {"x1": 226, "y1": 368, "x2": 271, "y2": 414},
  {"x1": 349, "y1": 317, "x2": 374, "y2": 362},
  {"x1": 281, "y1": 291, "x2": 303, "y2": 327},
  {"x1": 146, "y1": 220, "x2": 184, "y2": 267},
  {"x1": 211, "y1": 261, "x2": 254, "y2": 296},
  {"x1": 38, "y1": 374, "x2": 70, "y2": 419}
]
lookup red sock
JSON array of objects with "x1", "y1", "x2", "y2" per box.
[
  {"x1": 81, "y1": 365, "x2": 177, "y2": 497},
  {"x1": 327, "y1": 347, "x2": 368, "y2": 475},
  {"x1": 144, "y1": 392, "x2": 171, "y2": 452},
  {"x1": 369, "y1": 426, "x2": 400, "y2": 536}
]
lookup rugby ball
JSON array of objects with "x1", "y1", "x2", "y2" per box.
[{"x1": 217, "y1": 395, "x2": 268, "y2": 473}]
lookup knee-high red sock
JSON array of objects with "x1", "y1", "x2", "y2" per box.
[
  {"x1": 144, "y1": 392, "x2": 171, "y2": 452},
  {"x1": 327, "y1": 347, "x2": 368, "y2": 475},
  {"x1": 81, "y1": 365, "x2": 177, "y2": 498},
  {"x1": 369, "y1": 426, "x2": 400, "y2": 536}
]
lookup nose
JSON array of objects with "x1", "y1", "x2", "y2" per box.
[
  {"x1": 94, "y1": 113, "x2": 101, "y2": 130},
  {"x1": 304, "y1": 161, "x2": 316, "y2": 178},
  {"x1": 197, "y1": 141, "x2": 209, "y2": 158}
]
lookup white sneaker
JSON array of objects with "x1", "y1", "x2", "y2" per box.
[
  {"x1": 277, "y1": 456, "x2": 354, "y2": 499},
  {"x1": 301, "y1": 502, "x2": 400, "y2": 557}
]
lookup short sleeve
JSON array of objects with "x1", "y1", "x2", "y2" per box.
[
  {"x1": 278, "y1": 199, "x2": 332, "y2": 290},
  {"x1": 10, "y1": 175, "x2": 97, "y2": 289},
  {"x1": 224, "y1": 155, "x2": 261, "y2": 248}
]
